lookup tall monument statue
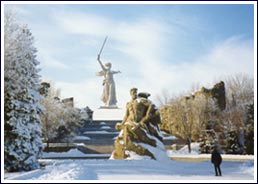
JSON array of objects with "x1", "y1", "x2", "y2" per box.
[{"x1": 96, "y1": 37, "x2": 121, "y2": 108}]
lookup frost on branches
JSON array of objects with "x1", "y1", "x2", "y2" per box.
[{"x1": 4, "y1": 12, "x2": 44, "y2": 172}]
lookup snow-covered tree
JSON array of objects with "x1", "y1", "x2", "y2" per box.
[
  {"x1": 199, "y1": 129, "x2": 218, "y2": 154},
  {"x1": 225, "y1": 130, "x2": 242, "y2": 154},
  {"x1": 222, "y1": 74, "x2": 254, "y2": 154},
  {"x1": 4, "y1": 11, "x2": 44, "y2": 172},
  {"x1": 159, "y1": 92, "x2": 219, "y2": 153},
  {"x1": 39, "y1": 85, "x2": 62, "y2": 146},
  {"x1": 222, "y1": 74, "x2": 253, "y2": 130},
  {"x1": 39, "y1": 84, "x2": 83, "y2": 148},
  {"x1": 244, "y1": 104, "x2": 254, "y2": 154},
  {"x1": 159, "y1": 97, "x2": 196, "y2": 153}
]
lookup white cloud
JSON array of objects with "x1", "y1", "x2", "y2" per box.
[
  {"x1": 48, "y1": 10, "x2": 174, "y2": 106},
  {"x1": 53, "y1": 11, "x2": 114, "y2": 36},
  {"x1": 54, "y1": 35, "x2": 253, "y2": 109},
  {"x1": 149, "y1": 36, "x2": 254, "y2": 100},
  {"x1": 47, "y1": 9, "x2": 253, "y2": 109},
  {"x1": 6, "y1": 6, "x2": 250, "y2": 109},
  {"x1": 37, "y1": 48, "x2": 70, "y2": 70},
  {"x1": 54, "y1": 78, "x2": 99, "y2": 108}
]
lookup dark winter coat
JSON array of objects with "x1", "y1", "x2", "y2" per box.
[{"x1": 211, "y1": 149, "x2": 222, "y2": 165}]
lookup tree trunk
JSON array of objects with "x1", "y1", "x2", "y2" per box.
[
  {"x1": 45, "y1": 116, "x2": 49, "y2": 150},
  {"x1": 187, "y1": 137, "x2": 191, "y2": 153},
  {"x1": 46, "y1": 141, "x2": 49, "y2": 150}
]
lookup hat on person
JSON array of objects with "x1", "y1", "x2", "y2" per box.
[{"x1": 138, "y1": 92, "x2": 151, "y2": 99}]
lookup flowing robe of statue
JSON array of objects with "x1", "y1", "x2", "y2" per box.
[{"x1": 96, "y1": 56, "x2": 120, "y2": 107}]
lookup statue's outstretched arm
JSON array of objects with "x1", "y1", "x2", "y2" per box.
[
  {"x1": 113, "y1": 70, "x2": 121, "y2": 74},
  {"x1": 97, "y1": 54, "x2": 106, "y2": 71}
]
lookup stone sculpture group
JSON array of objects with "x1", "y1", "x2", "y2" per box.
[{"x1": 111, "y1": 88, "x2": 166, "y2": 160}]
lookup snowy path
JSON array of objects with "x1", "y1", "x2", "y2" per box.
[{"x1": 5, "y1": 159, "x2": 254, "y2": 181}]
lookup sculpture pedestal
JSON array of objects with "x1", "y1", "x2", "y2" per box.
[
  {"x1": 99, "y1": 106, "x2": 119, "y2": 109},
  {"x1": 93, "y1": 108, "x2": 124, "y2": 121}
]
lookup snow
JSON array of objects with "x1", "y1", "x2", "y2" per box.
[
  {"x1": 4, "y1": 143, "x2": 255, "y2": 182},
  {"x1": 4, "y1": 158, "x2": 254, "y2": 181},
  {"x1": 72, "y1": 136, "x2": 91, "y2": 141},
  {"x1": 163, "y1": 135, "x2": 178, "y2": 140},
  {"x1": 138, "y1": 132, "x2": 169, "y2": 162},
  {"x1": 168, "y1": 142, "x2": 201, "y2": 155},
  {"x1": 100, "y1": 126, "x2": 111, "y2": 129},
  {"x1": 167, "y1": 143, "x2": 254, "y2": 160},
  {"x1": 42, "y1": 148, "x2": 110, "y2": 159},
  {"x1": 42, "y1": 149, "x2": 87, "y2": 158},
  {"x1": 83, "y1": 131, "x2": 119, "y2": 134}
]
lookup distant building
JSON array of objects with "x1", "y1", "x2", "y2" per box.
[{"x1": 62, "y1": 97, "x2": 74, "y2": 108}]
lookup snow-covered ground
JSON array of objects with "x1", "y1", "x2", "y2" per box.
[
  {"x1": 168, "y1": 143, "x2": 254, "y2": 160},
  {"x1": 42, "y1": 149, "x2": 110, "y2": 158},
  {"x1": 3, "y1": 143, "x2": 255, "y2": 182},
  {"x1": 4, "y1": 158, "x2": 254, "y2": 182}
]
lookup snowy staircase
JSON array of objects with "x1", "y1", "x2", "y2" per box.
[{"x1": 74, "y1": 120, "x2": 120, "y2": 154}]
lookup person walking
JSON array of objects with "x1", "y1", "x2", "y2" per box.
[{"x1": 211, "y1": 146, "x2": 222, "y2": 176}]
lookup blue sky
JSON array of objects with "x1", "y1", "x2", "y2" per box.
[{"x1": 3, "y1": 2, "x2": 255, "y2": 110}]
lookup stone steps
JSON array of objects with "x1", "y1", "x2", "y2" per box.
[{"x1": 74, "y1": 120, "x2": 183, "y2": 154}]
